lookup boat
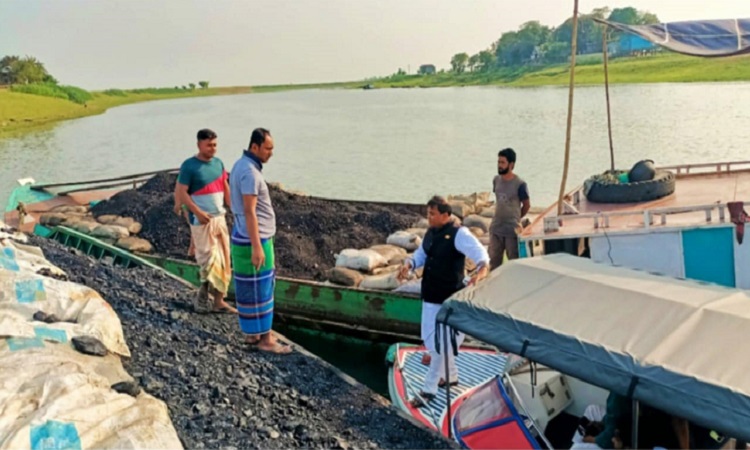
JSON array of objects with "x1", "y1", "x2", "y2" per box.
[
  {"x1": 435, "y1": 253, "x2": 749, "y2": 448},
  {"x1": 520, "y1": 160, "x2": 750, "y2": 289},
  {"x1": 3, "y1": 172, "x2": 428, "y2": 342},
  {"x1": 386, "y1": 343, "x2": 516, "y2": 436},
  {"x1": 517, "y1": 16, "x2": 750, "y2": 290}
]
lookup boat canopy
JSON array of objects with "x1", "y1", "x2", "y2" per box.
[
  {"x1": 436, "y1": 254, "x2": 750, "y2": 441},
  {"x1": 596, "y1": 18, "x2": 750, "y2": 57}
]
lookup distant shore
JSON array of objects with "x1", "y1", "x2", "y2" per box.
[{"x1": 2, "y1": 52, "x2": 749, "y2": 138}]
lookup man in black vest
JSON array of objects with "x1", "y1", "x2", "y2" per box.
[{"x1": 398, "y1": 196, "x2": 490, "y2": 407}]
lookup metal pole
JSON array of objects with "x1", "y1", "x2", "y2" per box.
[
  {"x1": 444, "y1": 326, "x2": 453, "y2": 439},
  {"x1": 603, "y1": 27, "x2": 615, "y2": 171},
  {"x1": 631, "y1": 399, "x2": 640, "y2": 449},
  {"x1": 557, "y1": 0, "x2": 580, "y2": 216}
]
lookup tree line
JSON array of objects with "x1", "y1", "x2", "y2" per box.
[
  {"x1": 1, "y1": 54, "x2": 210, "y2": 91},
  {"x1": 446, "y1": 6, "x2": 659, "y2": 74}
]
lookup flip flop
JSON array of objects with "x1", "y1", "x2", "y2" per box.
[
  {"x1": 211, "y1": 304, "x2": 238, "y2": 314},
  {"x1": 408, "y1": 392, "x2": 435, "y2": 408}
]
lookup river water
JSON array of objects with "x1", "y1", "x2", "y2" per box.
[{"x1": 3, "y1": 82, "x2": 750, "y2": 208}]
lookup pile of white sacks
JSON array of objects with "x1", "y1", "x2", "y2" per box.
[
  {"x1": 0, "y1": 223, "x2": 181, "y2": 449},
  {"x1": 327, "y1": 193, "x2": 495, "y2": 294}
]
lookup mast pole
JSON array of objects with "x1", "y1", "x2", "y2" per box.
[{"x1": 557, "y1": 0, "x2": 580, "y2": 216}]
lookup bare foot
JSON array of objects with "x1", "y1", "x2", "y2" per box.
[
  {"x1": 258, "y1": 341, "x2": 292, "y2": 354},
  {"x1": 212, "y1": 301, "x2": 237, "y2": 314}
]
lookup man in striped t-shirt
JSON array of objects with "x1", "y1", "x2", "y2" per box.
[{"x1": 175, "y1": 128, "x2": 236, "y2": 314}]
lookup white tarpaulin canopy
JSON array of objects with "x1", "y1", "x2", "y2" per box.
[{"x1": 436, "y1": 254, "x2": 750, "y2": 441}]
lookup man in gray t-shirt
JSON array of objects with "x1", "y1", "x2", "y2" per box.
[
  {"x1": 229, "y1": 128, "x2": 291, "y2": 355},
  {"x1": 489, "y1": 148, "x2": 530, "y2": 270}
]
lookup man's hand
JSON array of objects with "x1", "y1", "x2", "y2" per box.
[
  {"x1": 173, "y1": 203, "x2": 182, "y2": 216},
  {"x1": 195, "y1": 210, "x2": 211, "y2": 225},
  {"x1": 467, "y1": 265, "x2": 489, "y2": 286},
  {"x1": 252, "y1": 245, "x2": 266, "y2": 271},
  {"x1": 397, "y1": 261, "x2": 412, "y2": 281}
]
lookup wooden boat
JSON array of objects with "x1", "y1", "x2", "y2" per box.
[
  {"x1": 520, "y1": 160, "x2": 750, "y2": 289},
  {"x1": 4, "y1": 171, "x2": 427, "y2": 342}
]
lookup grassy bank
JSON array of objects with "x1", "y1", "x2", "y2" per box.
[
  {"x1": 0, "y1": 81, "x2": 357, "y2": 138},
  {"x1": 372, "y1": 53, "x2": 750, "y2": 88},
  {"x1": 3, "y1": 52, "x2": 750, "y2": 138}
]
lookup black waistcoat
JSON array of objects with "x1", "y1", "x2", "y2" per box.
[{"x1": 421, "y1": 222, "x2": 465, "y2": 304}]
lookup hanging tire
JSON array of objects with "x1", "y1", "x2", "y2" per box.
[{"x1": 584, "y1": 169, "x2": 675, "y2": 204}]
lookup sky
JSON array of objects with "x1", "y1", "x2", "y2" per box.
[{"x1": 1, "y1": 0, "x2": 749, "y2": 90}]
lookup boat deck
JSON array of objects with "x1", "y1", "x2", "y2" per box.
[{"x1": 522, "y1": 162, "x2": 750, "y2": 240}]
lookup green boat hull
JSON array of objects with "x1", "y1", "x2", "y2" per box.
[{"x1": 41, "y1": 225, "x2": 423, "y2": 342}]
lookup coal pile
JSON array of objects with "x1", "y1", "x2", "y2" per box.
[
  {"x1": 27, "y1": 235, "x2": 454, "y2": 450},
  {"x1": 91, "y1": 172, "x2": 423, "y2": 280}
]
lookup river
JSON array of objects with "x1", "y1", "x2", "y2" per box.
[{"x1": 3, "y1": 82, "x2": 750, "y2": 208}]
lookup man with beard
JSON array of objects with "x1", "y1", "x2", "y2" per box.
[{"x1": 489, "y1": 148, "x2": 530, "y2": 270}]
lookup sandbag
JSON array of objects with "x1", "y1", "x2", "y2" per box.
[
  {"x1": 405, "y1": 228, "x2": 426, "y2": 239},
  {"x1": 463, "y1": 214, "x2": 492, "y2": 233},
  {"x1": 372, "y1": 265, "x2": 401, "y2": 276},
  {"x1": 360, "y1": 272, "x2": 400, "y2": 291},
  {"x1": 91, "y1": 225, "x2": 130, "y2": 240},
  {"x1": 50, "y1": 205, "x2": 88, "y2": 214},
  {"x1": 369, "y1": 244, "x2": 406, "y2": 265},
  {"x1": 469, "y1": 227, "x2": 484, "y2": 237},
  {"x1": 386, "y1": 231, "x2": 422, "y2": 251},
  {"x1": 480, "y1": 207, "x2": 495, "y2": 218},
  {"x1": 115, "y1": 237, "x2": 153, "y2": 253},
  {"x1": 448, "y1": 201, "x2": 473, "y2": 218},
  {"x1": 335, "y1": 249, "x2": 387, "y2": 272},
  {"x1": 394, "y1": 279, "x2": 421, "y2": 294},
  {"x1": 71, "y1": 221, "x2": 99, "y2": 234},
  {"x1": 388, "y1": 253, "x2": 409, "y2": 266},
  {"x1": 113, "y1": 217, "x2": 143, "y2": 234},
  {"x1": 412, "y1": 218, "x2": 429, "y2": 229},
  {"x1": 327, "y1": 267, "x2": 364, "y2": 287},
  {"x1": 39, "y1": 213, "x2": 68, "y2": 226},
  {"x1": 96, "y1": 215, "x2": 120, "y2": 225}
]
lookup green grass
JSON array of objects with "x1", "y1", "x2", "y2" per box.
[
  {"x1": 10, "y1": 83, "x2": 94, "y2": 104},
  {"x1": 371, "y1": 53, "x2": 750, "y2": 88}
]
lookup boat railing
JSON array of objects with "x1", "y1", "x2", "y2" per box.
[
  {"x1": 658, "y1": 160, "x2": 750, "y2": 175},
  {"x1": 541, "y1": 200, "x2": 743, "y2": 235}
]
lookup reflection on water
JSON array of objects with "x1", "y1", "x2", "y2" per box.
[{"x1": 2, "y1": 83, "x2": 750, "y2": 209}]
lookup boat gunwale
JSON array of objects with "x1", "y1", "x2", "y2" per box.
[{"x1": 141, "y1": 251, "x2": 422, "y2": 299}]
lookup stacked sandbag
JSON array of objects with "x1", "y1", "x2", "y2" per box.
[
  {"x1": 328, "y1": 246, "x2": 418, "y2": 293},
  {"x1": 39, "y1": 205, "x2": 153, "y2": 254},
  {"x1": 447, "y1": 192, "x2": 493, "y2": 218},
  {"x1": 0, "y1": 233, "x2": 182, "y2": 449}
]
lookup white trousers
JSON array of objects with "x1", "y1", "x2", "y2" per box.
[{"x1": 421, "y1": 302, "x2": 465, "y2": 395}]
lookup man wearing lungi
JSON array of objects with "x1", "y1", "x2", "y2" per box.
[
  {"x1": 398, "y1": 196, "x2": 489, "y2": 407},
  {"x1": 175, "y1": 128, "x2": 236, "y2": 314},
  {"x1": 229, "y1": 128, "x2": 291, "y2": 354}
]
